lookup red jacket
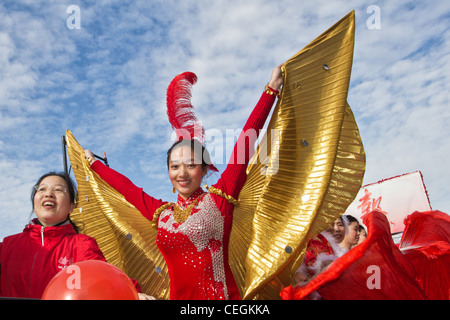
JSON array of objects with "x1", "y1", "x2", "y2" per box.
[{"x1": 0, "y1": 219, "x2": 113, "y2": 299}]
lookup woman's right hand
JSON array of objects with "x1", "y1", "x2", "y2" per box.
[{"x1": 84, "y1": 149, "x2": 96, "y2": 165}]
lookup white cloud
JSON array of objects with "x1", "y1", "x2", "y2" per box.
[
  {"x1": 0, "y1": 0, "x2": 449, "y2": 239},
  {"x1": 347, "y1": 2, "x2": 450, "y2": 212},
  {"x1": 0, "y1": 158, "x2": 46, "y2": 241}
]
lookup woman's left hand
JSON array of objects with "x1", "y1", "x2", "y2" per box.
[{"x1": 268, "y1": 64, "x2": 284, "y2": 91}]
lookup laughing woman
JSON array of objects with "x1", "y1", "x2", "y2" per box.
[
  {"x1": 0, "y1": 172, "x2": 108, "y2": 298},
  {"x1": 0, "y1": 172, "x2": 145, "y2": 299},
  {"x1": 84, "y1": 65, "x2": 284, "y2": 300}
]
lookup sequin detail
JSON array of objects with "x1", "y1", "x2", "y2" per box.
[{"x1": 156, "y1": 193, "x2": 229, "y2": 299}]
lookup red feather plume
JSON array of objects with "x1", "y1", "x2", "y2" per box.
[
  {"x1": 166, "y1": 72, "x2": 218, "y2": 173},
  {"x1": 166, "y1": 72, "x2": 205, "y2": 143}
]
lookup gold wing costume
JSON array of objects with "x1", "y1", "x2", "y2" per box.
[{"x1": 68, "y1": 11, "x2": 365, "y2": 300}]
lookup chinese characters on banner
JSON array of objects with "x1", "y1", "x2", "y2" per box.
[{"x1": 344, "y1": 171, "x2": 432, "y2": 235}]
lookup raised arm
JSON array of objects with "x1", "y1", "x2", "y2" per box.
[
  {"x1": 215, "y1": 65, "x2": 284, "y2": 201},
  {"x1": 84, "y1": 150, "x2": 166, "y2": 221}
]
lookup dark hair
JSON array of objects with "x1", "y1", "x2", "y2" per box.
[
  {"x1": 31, "y1": 171, "x2": 79, "y2": 232},
  {"x1": 342, "y1": 214, "x2": 358, "y2": 224},
  {"x1": 167, "y1": 139, "x2": 212, "y2": 171},
  {"x1": 341, "y1": 215, "x2": 359, "y2": 234},
  {"x1": 341, "y1": 214, "x2": 359, "y2": 225}
]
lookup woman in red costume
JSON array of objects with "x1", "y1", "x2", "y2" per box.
[
  {"x1": 294, "y1": 217, "x2": 346, "y2": 284},
  {"x1": 84, "y1": 65, "x2": 284, "y2": 300}
]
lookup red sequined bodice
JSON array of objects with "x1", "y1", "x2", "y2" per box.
[{"x1": 156, "y1": 189, "x2": 238, "y2": 299}]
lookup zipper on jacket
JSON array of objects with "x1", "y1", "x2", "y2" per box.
[
  {"x1": 28, "y1": 226, "x2": 45, "y2": 297},
  {"x1": 40, "y1": 225, "x2": 45, "y2": 246}
]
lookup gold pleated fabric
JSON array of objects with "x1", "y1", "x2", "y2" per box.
[
  {"x1": 66, "y1": 10, "x2": 365, "y2": 301},
  {"x1": 66, "y1": 130, "x2": 170, "y2": 300},
  {"x1": 230, "y1": 10, "x2": 365, "y2": 299}
]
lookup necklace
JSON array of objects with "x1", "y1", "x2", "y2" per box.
[{"x1": 172, "y1": 193, "x2": 204, "y2": 224}]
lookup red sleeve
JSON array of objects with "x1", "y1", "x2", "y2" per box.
[
  {"x1": 213, "y1": 92, "x2": 276, "y2": 206},
  {"x1": 74, "y1": 235, "x2": 142, "y2": 293},
  {"x1": 74, "y1": 235, "x2": 107, "y2": 262},
  {"x1": 90, "y1": 161, "x2": 166, "y2": 222}
]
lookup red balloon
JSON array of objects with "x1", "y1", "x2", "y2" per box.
[{"x1": 42, "y1": 260, "x2": 139, "y2": 300}]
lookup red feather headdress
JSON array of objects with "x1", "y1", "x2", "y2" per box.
[
  {"x1": 166, "y1": 71, "x2": 218, "y2": 172},
  {"x1": 166, "y1": 72, "x2": 205, "y2": 143}
]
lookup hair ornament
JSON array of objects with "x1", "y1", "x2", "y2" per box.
[{"x1": 166, "y1": 72, "x2": 205, "y2": 144}]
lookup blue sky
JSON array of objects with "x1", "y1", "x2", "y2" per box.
[{"x1": 1, "y1": 0, "x2": 449, "y2": 240}]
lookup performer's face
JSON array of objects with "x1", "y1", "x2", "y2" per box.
[
  {"x1": 169, "y1": 145, "x2": 207, "y2": 199},
  {"x1": 331, "y1": 218, "x2": 345, "y2": 243},
  {"x1": 344, "y1": 221, "x2": 360, "y2": 246},
  {"x1": 33, "y1": 175, "x2": 74, "y2": 226},
  {"x1": 357, "y1": 228, "x2": 367, "y2": 245}
]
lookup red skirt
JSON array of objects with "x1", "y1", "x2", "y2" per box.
[{"x1": 400, "y1": 210, "x2": 450, "y2": 300}]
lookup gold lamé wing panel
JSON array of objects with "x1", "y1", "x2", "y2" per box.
[
  {"x1": 231, "y1": 11, "x2": 365, "y2": 299},
  {"x1": 66, "y1": 130, "x2": 170, "y2": 300}
]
